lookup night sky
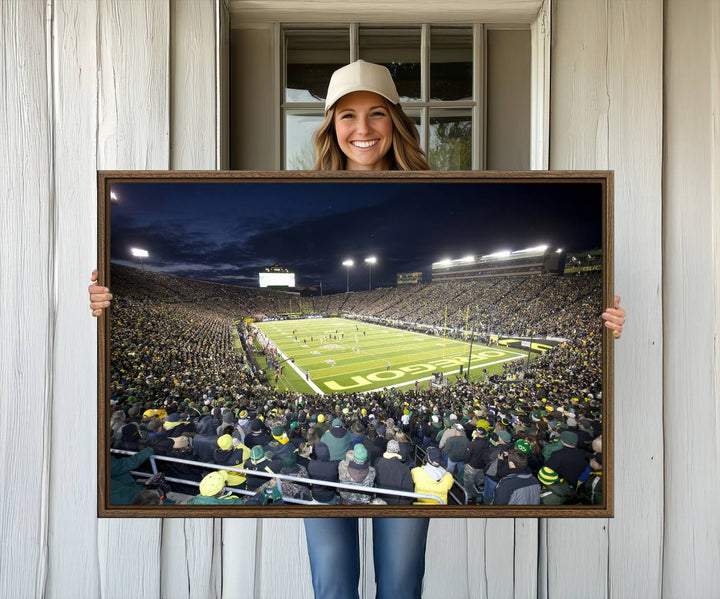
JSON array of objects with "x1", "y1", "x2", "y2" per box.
[{"x1": 109, "y1": 180, "x2": 603, "y2": 293}]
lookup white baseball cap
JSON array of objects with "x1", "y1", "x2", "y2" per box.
[{"x1": 324, "y1": 60, "x2": 400, "y2": 112}]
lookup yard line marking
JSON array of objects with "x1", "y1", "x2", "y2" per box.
[
  {"x1": 255, "y1": 317, "x2": 532, "y2": 393},
  {"x1": 363, "y1": 355, "x2": 524, "y2": 394},
  {"x1": 272, "y1": 345, "x2": 324, "y2": 396}
]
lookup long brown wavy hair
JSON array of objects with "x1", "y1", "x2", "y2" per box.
[{"x1": 312, "y1": 99, "x2": 430, "y2": 171}]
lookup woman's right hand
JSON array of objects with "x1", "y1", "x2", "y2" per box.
[{"x1": 89, "y1": 269, "x2": 113, "y2": 317}]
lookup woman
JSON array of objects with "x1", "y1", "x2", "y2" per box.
[
  {"x1": 300, "y1": 60, "x2": 432, "y2": 599},
  {"x1": 89, "y1": 59, "x2": 626, "y2": 599},
  {"x1": 311, "y1": 60, "x2": 428, "y2": 172}
]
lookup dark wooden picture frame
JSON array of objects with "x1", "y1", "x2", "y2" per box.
[{"x1": 98, "y1": 170, "x2": 613, "y2": 518}]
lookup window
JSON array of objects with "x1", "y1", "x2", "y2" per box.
[
  {"x1": 228, "y1": 23, "x2": 531, "y2": 171},
  {"x1": 283, "y1": 25, "x2": 481, "y2": 171}
]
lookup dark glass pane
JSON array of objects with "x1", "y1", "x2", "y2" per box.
[
  {"x1": 359, "y1": 28, "x2": 421, "y2": 102},
  {"x1": 430, "y1": 27, "x2": 473, "y2": 101},
  {"x1": 286, "y1": 30, "x2": 350, "y2": 103},
  {"x1": 429, "y1": 110, "x2": 472, "y2": 170}
]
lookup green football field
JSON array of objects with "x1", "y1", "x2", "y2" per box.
[{"x1": 254, "y1": 317, "x2": 529, "y2": 395}]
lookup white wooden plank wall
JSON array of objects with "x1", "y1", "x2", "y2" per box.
[
  {"x1": 0, "y1": 1, "x2": 53, "y2": 598},
  {"x1": 547, "y1": 3, "x2": 611, "y2": 596},
  {"x1": 663, "y1": 2, "x2": 720, "y2": 597},
  {"x1": 163, "y1": 2, "x2": 223, "y2": 598},
  {"x1": 604, "y1": 2, "x2": 664, "y2": 597},
  {"x1": 549, "y1": 2, "x2": 664, "y2": 599},
  {"x1": 47, "y1": 0, "x2": 101, "y2": 597},
  {"x1": 3, "y1": 1, "x2": 720, "y2": 597},
  {"x1": 170, "y1": 0, "x2": 217, "y2": 170},
  {"x1": 255, "y1": 517, "x2": 314, "y2": 598},
  {"x1": 95, "y1": 0, "x2": 168, "y2": 596}
]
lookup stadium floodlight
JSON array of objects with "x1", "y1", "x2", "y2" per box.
[
  {"x1": 483, "y1": 250, "x2": 511, "y2": 259},
  {"x1": 364, "y1": 256, "x2": 377, "y2": 290},
  {"x1": 342, "y1": 259, "x2": 354, "y2": 292},
  {"x1": 556, "y1": 248, "x2": 563, "y2": 253},
  {"x1": 131, "y1": 247, "x2": 149, "y2": 270},
  {"x1": 459, "y1": 255, "x2": 475, "y2": 263},
  {"x1": 511, "y1": 245, "x2": 548, "y2": 255},
  {"x1": 433, "y1": 258, "x2": 453, "y2": 267}
]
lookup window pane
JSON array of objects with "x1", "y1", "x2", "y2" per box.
[
  {"x1": 359, "y1": 28, "x2": 421, "y2": 102},
  {"x1": 429, "y1": 109, "x2": 472, "y2": 170},
  {"x1": 430, "y1": 27, "x2": 473, "y2": 101},
  {"x1": 402, "y1": 109, "x2": 423, "y2": 149},
  {"x1": 286, "y1": 30, "x2": 349, "y2": 103},
  {"x1": 285, "y1": 112, "x2": 324, "y2": 169}
]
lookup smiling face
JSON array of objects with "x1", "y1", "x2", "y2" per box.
[{"x1": 333, "y1": 91, "x2": 394, "y2": 170}]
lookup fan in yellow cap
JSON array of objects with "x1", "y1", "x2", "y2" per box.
[{"x1": 185, "y1": 471, "x2": 242, "y2": 505}]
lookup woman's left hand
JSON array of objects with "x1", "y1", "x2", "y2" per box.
[{"x1": 602, "y1": 295, "x2": 626, "y2": 339}]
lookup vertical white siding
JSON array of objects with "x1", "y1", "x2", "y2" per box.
[
  {"x1": 96, "y1": 0, "x2": 169, "y2": 595},
  {"x1": 47, "y1": 0, "x2": 101, "y2": 597},
  {"x1": 96, "y1": 0, "x2": 169, "y2": 169},
  {"x1": 549, "y1": 2, "x2": 664, "y2": 599},
  {"x1": 161, "y1": 519, "x2": 221, "y2": 599},
  {"x1": 163, "y1": 2, "x2": 222, "y2": 598},
  {"x1": 170, "y1": 0, "x2": 217, "y2": 170},
  {"x1": 547, "y1": 4, "x2": 610, "y2": 595},
  {"x1": 425, "y1": 519, "x2": 477, "y2": 599},
  {"x1": 254, "y1": 518, "x2": 314, "y2": 598},
  {"x1": 663, "y1": 2, "x2": 720, "y2": 597},
  {"x1": 513, "y1": 519, "x2": 539, "y2": 598},
  {"x1": 604, "y1": 2, "x2": 664, "y2": 597},
  {"x1": 221, "y1": 519, "x2": 258, "y2": 598},
  {"x1": 0, "y1": 1, "x2": 52, "y2": 598}
]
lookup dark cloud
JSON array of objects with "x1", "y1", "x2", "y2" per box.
[{"x1": 110, "y1": 180, "x2": 602, "y2": 292}]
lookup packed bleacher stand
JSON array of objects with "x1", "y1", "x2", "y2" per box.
[{"x1": 108, "y1": 264, "x2": 605, "y2": 507}]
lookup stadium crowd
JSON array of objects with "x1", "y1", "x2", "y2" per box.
[{"x1": 109, "y1": 265, "x2": 605, "y2": 507}]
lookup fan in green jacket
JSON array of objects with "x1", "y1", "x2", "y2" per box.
[
  {"x1": 538, "y1": 466, "x2": 576, "y2": 505},
  {"x1": 110, "y1": 447, "x2": 154, "y2": 505}
]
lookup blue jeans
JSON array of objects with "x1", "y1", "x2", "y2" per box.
[
  {"x1": 445, "y1": 459, "x2": 465, "y2": 476},
  {"x1": 303, "y1": 517, "x2": 430, "y2": 599},
  {"x1": 484, "y1": 477, "x2": 498, "y2": 504}
]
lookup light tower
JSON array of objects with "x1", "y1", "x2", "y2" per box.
[
  {"x1": 364, "y1": 256, "x2": 377, "y2": 291},
  {"x1": 342, "y1": 259, "x2": 354, "y2": 292},
  {"x1": 131, "y1": 247, "x2": 149, "y2": 270}
]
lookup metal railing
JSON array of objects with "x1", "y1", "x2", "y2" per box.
[
  {"x1": 111, "y1": 450, "x2": 443, "y2": 505},
  {"x1": 411, "y1": 442, "x2": 470, "y2": 505}
]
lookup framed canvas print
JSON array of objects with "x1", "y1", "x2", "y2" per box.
[{"x1": 97, "y1": 170, "x2": 613, "y2": 518}]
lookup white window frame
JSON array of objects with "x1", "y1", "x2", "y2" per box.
[{"x1": 240, "y1": 1, "x2": 551, "y2": 171}]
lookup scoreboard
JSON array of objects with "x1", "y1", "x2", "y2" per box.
[
  {"x1": 397, "y1": 271, "x2": 422, "y2": 285},
  {"x1": 259, "y1": 272, "x2": 295, "y2": 288}
]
